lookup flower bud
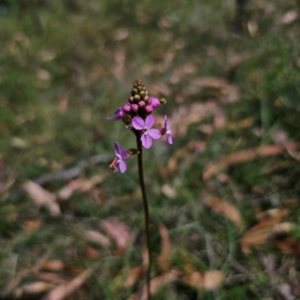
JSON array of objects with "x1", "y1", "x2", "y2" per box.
[
  {"x1": 139, "y1": 101, "x2": 145, "y2": 108},
  {"x1": 129, "y1": 96, "x2": 134, "y2": 103},
  {"x1": 144, "y1": 95, "x2": 149, "y2": 103},
  {"x1": 140, "y1": 90, "x2": 146, "y2": 98},
  {"x1": 145, "y1": 105, "x2": 153, "y2": 114},
  {"x1": 131, "y1": 88, "x2": 138, "y2": 95},
  {"x1": 134, "y1": 94, "x2": 141, "y2": 102},
  {"x1": 131, "y1": 104, "x2": 139, "y2": 112},
  {"x1": 123, "y1": 103, "x2": 131, "y2": 113}
]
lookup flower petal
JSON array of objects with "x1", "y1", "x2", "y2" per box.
[
  {"x1": 148, "y1": 128, "x2": 161, "y2": 140},
  {"x1": 145, "y1": 115, "x2": 155, "y2": 128},
  {"x1": 167, "y1": 134, "x2": 173, "y2": 144},
  {"x1": 141, "y1": 134, "x2": 152, "y2": 149},
  {"x1": 119, "y1": 161, "x2": 127, "y2": 173},
  {"x1": 120, "y1": 148, "x2": 128, "y2": 159},
  {"x1": 150, "y1": 97, "x2": 161, "y2": 108},
  {"x1": 132, "y1": 116, "x2": 145, "y2": 130},
  {"x1": 164, "y1": 115, "x2": 169, "y2": 129},
  {"x1": 114, "y1": 142, "x2": 121, "y2": 155}
]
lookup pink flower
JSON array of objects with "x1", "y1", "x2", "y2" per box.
[
  {"x1": 160, "y1": 115, "x2": 173, "y2": 144},
  {"x1": 114, "y1": 142, "x2": 128, "y2": 173},
  {"x1": 107, "y1": 107, "x2": 124, "y2": 121},
  {"x1": 132, "y1": 115, "x2": 161, "y2": 149},
  {"x1": 149, "y1": 97, "x2": 161, "y2": 109},
  {"x1": 164, "y1": 115, "x2": 172, "y2": 144}
]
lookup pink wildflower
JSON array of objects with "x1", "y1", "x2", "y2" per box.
[{"x1": 132, "y1": 115, "x2": 161, "y2": 149}]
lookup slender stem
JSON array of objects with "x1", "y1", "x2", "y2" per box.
[{"x1": 136, "y1": 133, "x2": 151, "y2": 300}]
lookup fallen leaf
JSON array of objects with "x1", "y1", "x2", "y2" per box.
[
  {"x1": 240, "y1": 210, "x2": 291, "y2": 254},
  {"x1": 279, "y1": 10, "x2": 298, "y2": 24},
  {"x1": 58, "y1": 175, "x2": 106, "y2": 200},
  {"x1": 85, "y1": 230, "x2": 111, "y2": 248},
  {"x1": 203, "y1": 194, "x2": 243, "y2": 228},
  {"x1": 101, "y1": 218, "x2": 133, "y2": 253},
  {"x1": 14, "y1": 282, "x2": 54, "y2": 298},
  {"x1": 113, "y1": 28, "x2": 128, "y2": 40},
  {"x1": 58, "y1": 97, "x2": 68, "y2": 112},
  {"x1": 124, "y1": 266, "x2": 145, "y2": 288},
  {"x1": 157, "y1": 223, "x2": 172, "y2": 272},
  {"x1": 201, "y1": 271, "x2": 223, "y2": 290},
  {"x1": 36, "y1": 272, "x2": 67, "y2": 284},
  {"x1": 256, "y1": 208, "x2": 289, "y2": 221},
  {"x1": 41, "y1": 267, "x2": 93, "y2": 300},
  {"x1": 41, "y1": 260, "x2": 65, "y2": 272},
  {"x1": 275, "y1": 238, "x2": 300, "y2": 255},
  {"x1": 181, "y1": 270, "x2": 223, "y2": 290},
  {"x1": 189, "y1": 77, "x2": 239, "y2": 103},
  {"x1": 203, "y1": 143, "x2": 300, "y2": 181},
  {"x1": 84, "y1": 246, "x2": 103, "y2": 259},
  {"x1": 163, "y1": 141, "x2": 197, "y2": 177},
  {"x1": 23, "y1": 219, "x2": 42, "y2": 234},
  {"x1": 170, "y1": 102, "x2": 219, "y2": 137},
  {"x1": 161, "y1": 184, "x2": 177, "y2": 198},
  {"x1": 23, "y1": 181, "x2": 61, "y2": 217},
  {"x1": 149, "y1": 82, "x2": 171, "y2": 96},
  {"x1": 127, "y1": 270, "x2": 178, "y2": 300}
]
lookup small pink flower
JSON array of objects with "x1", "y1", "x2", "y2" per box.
[
  {"x1": 132, "y1": 115, "x2": 161, "y2": 149},
  {"x1": 107, "y1": 107, "x2": 124, "y2": 121},
  {"x1": 113, "y1": 142, "x2": 128, "y2": 173},
  {"x1": 161, "y1": 115, "x2": 173, "y2": 144},
  {"x1": 149, "y1": 97, "x2": 161, "y2": 109}
]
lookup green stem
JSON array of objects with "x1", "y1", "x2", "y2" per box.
[{"x1": 136, "y1": 133, "x2": 151, "y2": 300}]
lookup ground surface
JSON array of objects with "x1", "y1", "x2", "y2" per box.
[{"x1": 1, "y1": 1, "x2": 300, "y2": 299}]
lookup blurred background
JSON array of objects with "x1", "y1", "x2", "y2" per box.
[{"x1": 1, "y1": 0, "x2": 300, "y2": 299}]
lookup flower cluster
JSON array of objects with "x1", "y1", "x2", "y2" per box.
[{"x1": 108, "y1": 79, "x2": 172, "y2": 173}]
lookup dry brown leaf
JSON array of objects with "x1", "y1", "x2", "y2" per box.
[
  {"x1": 41, "y1": 267, "x2": 93, "y2": 300},
  {"x1": 240, "y1": 210, "x2": 291, "y2": 254},
  {"x1": 256, "y1": 208, "x2": 289, "y2": 221},
  {"x1": 181, "y1": 271, "x2": 203, "y2": 287},
  {"x1": 85, "y1": 230, "x2": 111, "y2": 248},
  {"x1": 275, "y1": 238, "x2": 300, "y2": 255},
  {"x1": 190, "y1": 77, "x2": 239, "y2": 103},
  {"x1": 127, "y1": 269, "x2": 178, "y2": 300},
  {"x1": 203, "y1": 143, "x2": 300, "y2": 181},
  {"x1": 124, "y1": 266, "x2": 145, "y2": 288},
  {"x1": 84, "y1": 246, "x2": 103, "y2": 259},
  {"x1": 58, "y1": 97, "x2": 68, "y2": 113},
  {"x1": 279, "y1": 10, "x2": 298, "y2": 24},
  {"x1": 113, "y1": 48, "x2": 126, "y2": 76},
  {"x1": 41, "y1": 260, "x2": 65, "y2": 272},
  {"x1": 58, "y1": 175, "x2": 106, "y2": 200},
  {"x1": 14, "y1": 282, "x2": 54, "y2": 298},
  {"x1": 23, "y1": 181, "x2": 61, "y2": 217},
  {"x1": 23, "y1": 219, "x2": 42, "y2": 234},
  {"x1": 203, "y1": 194, "x2": 243, "y2": 228},
  {"x1": 101, "y1": 218, "x2": 132, "y2": 253},
  {"x1": 150, "y1": 82, "x2": 171, "y2": 96},
  {"x1": 201, "y1": 271, "x2": 223, "y2": 290},
  {"x1": 161, "y1": 184, "x2": 177, "y2": 198},
  {"x1": 182, "y1": 270, "x2": 223, "y2": 290},
  {"x1": 170, "y1": 102, "x2": 219, "y2": 137},
  {"x1": 162, "y1": 141, "x2": 197, "y2": 177},
  {"x1": 36, "y1": 272, "x2": 67, "y2": 284},
  {"x1": 157, "y1": 223, "x2": 172, "y2": 272}
]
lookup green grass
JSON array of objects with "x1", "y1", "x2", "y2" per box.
[{"x1": 1, "y1": 0, "x2": 300, "y2": 299}]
